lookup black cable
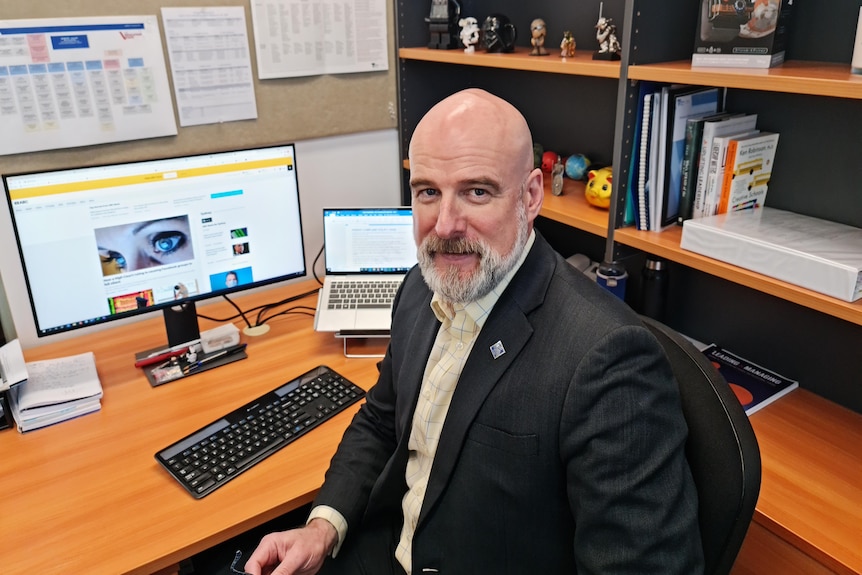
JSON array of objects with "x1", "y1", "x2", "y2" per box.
[
  {"x1": 195, "y1": 242, "x2": 325, "y2": 328},
  {"x1": 196, "y1": 287, "x2": 321, "y2": 326},
  {"x1": 312, "y1": 242, "x2": 325, "y2": 286},
  {"x1": 257, "y1": 306, "x2": 317, "y2": 324},
  {"x1": 222, "y1": 293, "x2": 253, "y2": 329}
]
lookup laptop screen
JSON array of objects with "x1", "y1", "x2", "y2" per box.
[{"x1": 323, "y1": 208, "x2": 417, "y2": 274}]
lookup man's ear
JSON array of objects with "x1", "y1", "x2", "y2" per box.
[{"x1": 524, "y1": 167, "x2": 544, "y2": 221}]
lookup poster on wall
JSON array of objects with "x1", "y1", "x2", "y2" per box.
[
  {"x1": 161, "y1": 6, "x2": 258, "y2": 127},
  {"x1": 0, "y1": 15, "x2": 177, "y2": 156},
  {"x1": 250, "y1": 0, "x2": 389, "y2": 79}
]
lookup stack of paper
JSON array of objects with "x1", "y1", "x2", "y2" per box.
[{"x1": 7, "y1": 351, "x2": 103, "y2": 432}]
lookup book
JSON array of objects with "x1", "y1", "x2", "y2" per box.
[
  {"x1": 718, "y1": 132, "x2": 780, "y2": 214},
  {"x1": 646, "y1": 87, "x2": 665, "y2": 230},
  {"x1": 8, "y1": 351, "x2": 102, "y2": 432},
  {"x1": 692, "y1": 0, "x2": 795, "y2": 69},
  {"x1": 692, "y1": 113, "x2": 758, "y2": 219},
  {"x1": 677, "y1": 111, "x2": 732, "y2": 225},
  {"x1": 649, "y1": 84, "x2": 676, "y2": 230},
  {"x1": 702, "y1": 129, "x2": 760, "y2": 218},
  {"x1": 628, "y1": 81, "x2": 660, "y2": 231},
  {"x1": 703, "y1": 344, "x2": 798, "y2": 415},
  {"x1": 661, "y1": 86, "x2": 722, "y2": 228},
  {"x1": 681, "y1": 207, "x2": 862, "y2": 302},
  {"x1": 635, "y1": 85, "x2": 659, "y2": 230}
]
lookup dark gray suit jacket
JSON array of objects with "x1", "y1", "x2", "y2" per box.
[{"x1": 315, "y1": 233, "x2": 703, "y2": 574}]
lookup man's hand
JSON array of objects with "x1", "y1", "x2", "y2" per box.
[{"x1": 244, "y1": 518, "x2": 338, "y2": 575}]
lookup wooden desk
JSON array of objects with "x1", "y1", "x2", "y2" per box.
[
  {"x1": 732, "y1": 390, "x2": 862, "y2": 575},
  {"x1": 0, "y1": 281, "x2": 383, "y2": 575},
  {"x1": 3, "y1": 279, "x2": 860, "y2": 574}
]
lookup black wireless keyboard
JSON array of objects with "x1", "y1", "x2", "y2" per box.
[{"x1": 155, "y1": 365, "x2": 365, "y2": 498}]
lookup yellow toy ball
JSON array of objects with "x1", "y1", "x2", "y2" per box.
[{"x1": 585, "y1": 166, "x2": 613, "y2": 209}]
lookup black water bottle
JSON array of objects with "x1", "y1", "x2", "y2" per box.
[{"x1": 640, "y1": 258, "x2": 668, "y2": 321}]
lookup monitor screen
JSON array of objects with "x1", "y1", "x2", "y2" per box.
[{"x1": 2, "y1": 144, "x2": 306, "y2": 339}]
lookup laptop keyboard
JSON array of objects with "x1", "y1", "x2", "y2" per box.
[
  {"x1": 155, "y1": 365, "x2": 365, "y2": 498},
  {"x1": 327, "y1": 279, "x2": 401, "y2": 309}
]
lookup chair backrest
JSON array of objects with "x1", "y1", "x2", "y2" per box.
[{"x1": 640, "y1": 316, "x2": 761, "y2": 575}]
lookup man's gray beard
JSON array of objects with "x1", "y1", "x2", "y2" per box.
[{"x1": 418, "y1": 203, "x2": 528, "y2": 304}]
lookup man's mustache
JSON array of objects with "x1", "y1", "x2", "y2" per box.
[{"x1": 423, "y1": 236, "x2": 484, "y2": 256}]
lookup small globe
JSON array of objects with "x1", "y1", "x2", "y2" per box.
[{"x1": 564, "y1": 154, "x2": 591, "y2": 180}]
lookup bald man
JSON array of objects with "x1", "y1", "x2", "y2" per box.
[{"x1": 245, "y1": 89, "x2": 703, "y2": 575}]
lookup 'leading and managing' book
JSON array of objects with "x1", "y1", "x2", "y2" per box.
[{"x1": 703, "y1": 344, "x2": 798, "y2": 415}]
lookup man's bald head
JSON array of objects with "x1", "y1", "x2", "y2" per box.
[{"x1": 408, "y1": 89, "x2": 534, "y2": 174}]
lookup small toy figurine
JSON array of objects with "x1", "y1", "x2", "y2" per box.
[
  {"x1": 585, "y1": 166, "x2": 614, "y2": 208},
  {"x1": 551, "y1": 159, "x2": 565, "y2": 196},
  {"x1": 739, "y1": 0, "x2": 780, "y2": 39},
  {"x1": 560, "y1": 30, "x2": 576, "y2": 58},
  {"x1": 530, "y1": 18, "x2": 549, "y2": 56},
  {"x1": 458, "y1": 17, "x2": 480, "y2": 53},
  {"x1": 593, "y1": 2, "x2": 621, "y2": 60},
  {"x1": 481, "y1": 13, "x2": 517, "y2": 53},
  {"x1": 426, "y1": 0, "x2": 461, "y2": 50}
]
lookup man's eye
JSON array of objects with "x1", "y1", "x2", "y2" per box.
[
  {"x1": 471, "y1": 188, "x2": 487, "y2": 197},
  {"x1": 151, "y1": 232, "x2": 185, "y2": 254}
]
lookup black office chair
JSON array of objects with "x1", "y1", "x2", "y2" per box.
[{"x1": 640, "y1": 316, "x2": 761, "y2": 575}]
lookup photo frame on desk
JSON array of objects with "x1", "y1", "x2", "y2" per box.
[{"x1": 139, "y1": 343, "x2": 248, "y2": 387}]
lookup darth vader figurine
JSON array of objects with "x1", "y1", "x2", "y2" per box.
[
  {"x1": 481, "y1": 13, "x2": 517, "y2": 53},
  {"x1": 426, "y1": 0, "x2": 461, "y2": 49}
]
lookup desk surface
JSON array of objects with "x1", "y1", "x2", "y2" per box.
[
  {"x1": 0, "y1": 281, "x2": 383, "y2": 575},
  {"x1": 1, "y1": 280, "x2": 860, "y2": 574}
]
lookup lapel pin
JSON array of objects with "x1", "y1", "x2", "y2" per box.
[{"x1": 490, "y1": 340, "x2": 506, "y2": 359}]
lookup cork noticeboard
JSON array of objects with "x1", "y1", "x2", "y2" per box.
[{"x1": 0, "y1": 0, "x2": 398, "y2": 176}]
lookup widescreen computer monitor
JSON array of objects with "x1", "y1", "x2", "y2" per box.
[{"x1": 2, "y1": 144, "x2": 306, "y2": 347}]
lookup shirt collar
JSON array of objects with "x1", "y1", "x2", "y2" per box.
[{"x1": 430, "y1": 230, "x2": 536, "y2": 327}]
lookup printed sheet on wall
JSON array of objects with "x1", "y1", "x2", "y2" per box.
[
  {"x1": 0, "y1": 15, "x2": 177, "y2": 156},
  {"x1": 250, "y1": 0, "x2": 389, "y2": 79}
]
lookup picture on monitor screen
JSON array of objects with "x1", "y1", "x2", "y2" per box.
[{"x1": 2, "y1": 144, "x2": 307, "y2": 341}]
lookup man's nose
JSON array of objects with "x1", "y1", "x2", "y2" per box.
[{"x1": 434, "y1": 196, "x2": 466, "y2": 238}]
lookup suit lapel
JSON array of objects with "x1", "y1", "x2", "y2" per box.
[{"x1": 418, "y1": 235, "x2": 558, "y2": 524}]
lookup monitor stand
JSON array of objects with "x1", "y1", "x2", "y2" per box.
[{"x1": 163, "y1": 301, "x2": 201, "y2": 348}]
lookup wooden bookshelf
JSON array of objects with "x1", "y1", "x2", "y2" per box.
[
  {"x1": 628, "y1": 60, "x2": 862, "y2": 100},
  {"x1": 396, "y1": 3, "x2": 862, "y2": 573},
  {"x1": 399, "y1": 46, "x2": 621, "y2": 78}
]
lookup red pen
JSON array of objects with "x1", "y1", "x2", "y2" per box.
[{"x1": 134, "y1": 346, "x2": 190, "y2": 368}]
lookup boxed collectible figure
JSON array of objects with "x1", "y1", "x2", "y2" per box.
[{"x1": 692, "y1": 0, "x2": 794, "y2": 68}]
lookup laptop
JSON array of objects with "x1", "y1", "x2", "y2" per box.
[{"x1": 314, "y1": 207, "x2": 417, "y2": 333}]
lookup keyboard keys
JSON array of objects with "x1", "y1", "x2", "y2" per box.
[
  {"x1": 155, "y1": 365, "x2": 365, "y2": 498},
  {"x1": 327, "y1": 280, "x2": 401, "y2": 309}
]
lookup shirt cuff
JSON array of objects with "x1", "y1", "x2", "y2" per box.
[{"x1": 307, "y1": 505, "x2": 348, "y2": 558}]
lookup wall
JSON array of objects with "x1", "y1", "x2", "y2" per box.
[{"x1": 0, "y1": 0, "x2": 400, "y2": 347}]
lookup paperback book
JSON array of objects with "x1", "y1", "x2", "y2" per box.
[
  {"x1": 718, "y1": 131, "x2": 780, "y2": 214},
  {"x1": 703, "y1": 344, "x2": 798, "y2": 415},
  {"x1": 692, "y1": 113, "x2": 757, "y2": 219}
]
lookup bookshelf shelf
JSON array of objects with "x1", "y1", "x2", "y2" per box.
[
  {"x1": 628, "y1": 60, "x2": 862, "y2": 100},
  {"x1": 399, "y1": 47, "x2": 621, "y2": 78},
  {"x1": 540, "y1": 179, "x2": 610, "y2": 238},
  {"x1": 612, "y1": 226, "x2": 862, "y2": 327}
]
